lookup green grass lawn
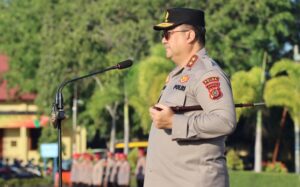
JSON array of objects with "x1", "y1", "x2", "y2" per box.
[
  {"x1": 130, "y1": 171, "x2": 300, "y2": 187},
  {"x1": 229, "y1": 171, "x2": 300, "y2": 187}
]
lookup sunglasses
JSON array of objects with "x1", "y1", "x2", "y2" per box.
[{"x1": 162, "y1": 30, "x2": 190, "y2": 40}]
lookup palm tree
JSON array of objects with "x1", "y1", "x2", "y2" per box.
[
  {"x1": 231, "y1": 66, "x2": 264, "y2": 172},
  {"x1": 88, "y1": 78, "x2": 123, "y2": 153},
  {"x1": 126, "y1": 44, "x2": 174, "y2": 132},
  {"x1": 264, "y1": 59, "x2": 300, "y2": 173}
]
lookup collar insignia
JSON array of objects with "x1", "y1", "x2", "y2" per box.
[{"x1": 186, "y1": 55, "x2": 198, "y2": 68}]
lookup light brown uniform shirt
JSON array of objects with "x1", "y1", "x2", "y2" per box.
[
  {"x1": 135, "y1": 156, "x2": 146, "y2": 179},
  {"x1": 82, "y1": 160, "x2": 93, "y2": 185},
  {"x1": 144, "y1": 48, "x2": 236, "y2": 187},
  {"x1": 104, "y1": 157, "x2": 115, "y2": 183},
  {"x1": 117, "y1": 161, "x2": 131, "y2": 185},
  {"x1": 92, "y1": 159, "x2": 105, "y2": 185},
  {"x1": 70, "y1": 160, "x2": 79, "y2": 183}
]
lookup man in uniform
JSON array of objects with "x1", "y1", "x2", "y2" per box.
[
  {"x1": 103, "y1": 151, "x2": 115, "y2": 187},
  {"x1": 117, "y1": 153, "x2": 131, "y2": 187},
  {"x1": 109, "y1": 153, "x2": 121, "y2": 187},
  {"x1": 135, "y1": 149, "x2": 146, "y2": 187},
  {"x1": 70, "y1": 153, "x2": 80, "y2": 187},
  {"x1": 145, "y1": 8, "x2": 236, "y2": 187},
  {"x1": 92, "y1": 153, "x2": 105, "y2": 187},
  {"x1": 82, "y1": 153, "x2": 93, "y2": 187}
]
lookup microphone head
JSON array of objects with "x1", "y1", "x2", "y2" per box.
[{"x1": 116, "y1": 59, "x2": 133, "y2": 69}]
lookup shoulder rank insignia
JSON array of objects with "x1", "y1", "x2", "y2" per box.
[
  {"x1": 180, "y1": 75, "x2": 189, "y2": 83},
  {"x1": 202, "y1": 76, "x2": 223, "y2": 100},
  {"x1": 186, "y1": 55, "x2": 198, "y2": 68}
]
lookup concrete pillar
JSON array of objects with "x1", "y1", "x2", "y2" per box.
[{"x1": 20, "y1": 127, "x2": 28, "y2": 162}]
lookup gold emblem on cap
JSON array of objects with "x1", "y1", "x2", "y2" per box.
[{"x1": 164, "y1": 11, "x2": 169, "y2": 22}]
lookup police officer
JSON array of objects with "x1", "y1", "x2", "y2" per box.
[
  {"x1": 92, "y1": 153, "x2": 105, "y2": 187},
  {"x1": 104, "y1": 152, "x2": 115, "y2": 187},
  {"x1": 135, "y1": 149, "x2": 146, "y2": 187},
  {"x1": 109, "y1": 153, "x2": 121, "y2": 187},
  {"x1": 117, "y1": 154, "x2": 130, "y2": 187},
  {"x1": 82, "y1": 153, "x2": 93, "y2": 187},
  {"x1": 70, "y1": 153, "x2": 80, "y2": 187},
  {"x1": 145, "y1": 8, "x2": 236, "y2": 187}
]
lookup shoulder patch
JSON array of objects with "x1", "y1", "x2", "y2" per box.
[{"x1": 202, "y1": 76, "x2": 223, "y2": 100}]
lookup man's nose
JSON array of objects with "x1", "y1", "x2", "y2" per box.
[{"x1": 162, "y1": 36, "x2": 167, "y2": 44}]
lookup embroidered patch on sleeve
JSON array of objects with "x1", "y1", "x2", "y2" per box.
[{"x1": 202, "y1": 76, "x2": 223, "y2": 100}]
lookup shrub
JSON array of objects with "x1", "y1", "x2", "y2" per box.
[
  {"x1": 0, "y1": 177, "x2": 52, "y2": 187},
  {"x1": 263, "y1": 161, "x2": 288, "y2": 173},
  {"x1": 227, "y1": 149, "x2": 244, "y2": 171}
]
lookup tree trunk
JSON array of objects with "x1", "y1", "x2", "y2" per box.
[
  {"x1": 272, "y1": 107, "x2": 288, "y2": 163},
  {"x1": 254, "y1": 51, "x2": 267, "y2": 173},
  {"x1": 107, "y1": 102, "x2": 119, "y2": 153},
  {"x1": 294, "y1": 118, "x2": 300, "y2": 173},
  {"x1": 254, "y1": 109, "x2": 262, "y2": 172},
  {"x1": 109, "y1": 115, "x2": 117, "y2": 153},
  {"x1": 72, "y1": 84, "x2": 78, "y2": 154},
  {"x1": 123, "y1": 94, "x2": 130, "y2": 155}
]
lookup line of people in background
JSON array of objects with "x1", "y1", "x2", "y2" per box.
[{"x1": 70, "y1": 149, "x2": 146, "y2": 187}]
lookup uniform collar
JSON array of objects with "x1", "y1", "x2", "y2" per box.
[
  {"x1": 171, "y1": 66, "x2": 184, "y2": 77},
  {"x1": 171, "y1": 48, "x2": 207, "y2": 77},
  {"x1": 196, "y1": 47, "x2": 207, "y2": 58},
  {"x1": 185, "y1": 48, "x2": 207, "y2": 69}
]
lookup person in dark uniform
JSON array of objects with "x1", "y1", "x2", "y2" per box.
[{"x1": 145, "y1": 8, "x2": 236, "y2": 187}]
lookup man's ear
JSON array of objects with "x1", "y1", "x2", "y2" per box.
[{"x1": 186, "y1": 30, "x2": 196, "y2": 44}]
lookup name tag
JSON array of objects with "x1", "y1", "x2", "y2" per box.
[{"x1": 173, "y1": 84, "x2": 186, "y2": 91}]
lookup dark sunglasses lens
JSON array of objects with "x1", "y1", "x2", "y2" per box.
[{"x1": 162, "y1": 31, "x2": 169, "y2": 40}]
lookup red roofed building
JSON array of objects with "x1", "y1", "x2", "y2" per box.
[
  {"x1": 0, "y1": 55, "x2": 86, "y2": 164},
  {"x1": 0, "y1": 54, "x2": 49, "y2": 163}
]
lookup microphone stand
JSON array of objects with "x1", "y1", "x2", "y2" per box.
[{"x1": 52, "y1": 60, "x2": 132, "y2": 187}]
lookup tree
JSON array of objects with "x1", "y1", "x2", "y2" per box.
[
  {"x1": 126, "y1": 44, "x2": 174, "y2": 132},
  {"x1": 231, "y1": 65, "x2": 265, "y2": 172},
  {"x1": 231, "y1": 67, "x2": 262, "y2": 120},
  {"x1": 264, "y1": 59, "x2": 300, "y2": 173},
  {"x1": 205, "y1": 0, "x2": 296, "y2": 74},
  {"x1": 0, "y1": 0, "x2": 45, "y2": 91}
]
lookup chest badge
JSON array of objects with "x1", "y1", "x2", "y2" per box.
[
  {"x1": 180, "y1": 75, "x2": 190, "y2": 83},
  {"x1": 202, "y1": 76, "x2": 223, "y2": 100}
]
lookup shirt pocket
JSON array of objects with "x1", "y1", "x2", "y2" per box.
[{"x1": 164, "y1": 89, "x2": 186, "y2": 106}]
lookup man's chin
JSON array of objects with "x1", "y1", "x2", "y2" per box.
[{"x1": 165, "y1": 52, "x2": 172, "y2": 59}]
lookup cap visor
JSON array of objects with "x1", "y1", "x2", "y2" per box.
[{"x1": 153, "y1": 22, "x2": 175, "y2": 30}]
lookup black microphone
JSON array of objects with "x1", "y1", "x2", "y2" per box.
[
  {"x1": 55, "y1": 59, "x2": 133, "y2": 109},
  {"x1": 115, "y1": 59, "x2": 133, "y2": 69}
]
